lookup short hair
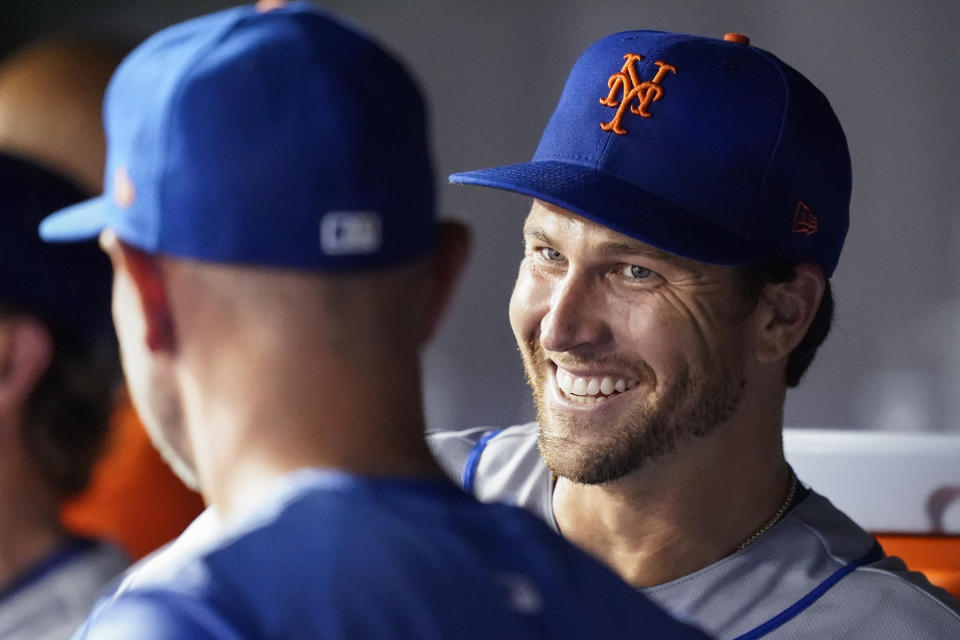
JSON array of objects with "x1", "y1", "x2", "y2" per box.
[
  {"x1": 2, "y1": 304, "x2": 115, "y2": 498},
  {"x1": 737, "y1": 259, "x2": 834, "y2": 388}
]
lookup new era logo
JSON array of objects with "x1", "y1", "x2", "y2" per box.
[
  {"x1": 320, "y1": 211, "x2": 383, "y2": 255},
  {"x1": 792, "y1": 201, "x2": 818, "y2": 235}
]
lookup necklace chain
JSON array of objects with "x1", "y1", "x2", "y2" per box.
[
  {"x1": 550, "y1": 470, "x2": 799, "y2": 553},
  {"x1": 737, "y1": 470, "x2": 798, "y2": 552}
]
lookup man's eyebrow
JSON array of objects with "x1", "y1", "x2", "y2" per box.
[
  {"x1": 522, "y1": 226, "x2": 699, "y2": 271},
  {"x1": 595, "y1": 241, "x2": 671, "y2": 260},
  {"x1": 522, "y1": 227, "x2": 553, "y2": 245},
  {"x1": 595, "y1": 239, "x2": 696, "y2": 268}
]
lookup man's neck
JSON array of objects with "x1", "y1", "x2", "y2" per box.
[
  {"x1": 181, "y1": 352, "x2": 445, "y2": 521},
  {"x1": 552, "y1": 416, "x2": 791, "y2": 588}
]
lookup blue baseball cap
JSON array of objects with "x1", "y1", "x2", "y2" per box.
[
  {"x1": 450, "y1": 31, "x2": 850, "y2": 276},
  {"x1": 0, "y1": 152, "x2": 112, "y2": 340},
  {"x1": 40, "y1": 1, "x2": 435, "y2": 271}
]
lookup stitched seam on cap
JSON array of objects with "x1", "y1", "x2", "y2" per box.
[
  {"x1": 157, "y1": 8, "x2": 267, "y2": 254},
  {"x1": 747, "y1": 48, "x2": 791, "y2": 241}
]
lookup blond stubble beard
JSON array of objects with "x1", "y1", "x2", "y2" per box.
[{"x1": 522, "y1": 339, "x2": 746, "y2": 485}]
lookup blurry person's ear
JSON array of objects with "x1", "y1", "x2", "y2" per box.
[
  {"x1": 420, "y1": 221, "x2": 470, "y2": 344},
  {"x1": 0, "y1": 315, "x2": 53, "y2": 412},
  {"x1": 102, "y1": 230, "x2": 176, "y2": 353}
]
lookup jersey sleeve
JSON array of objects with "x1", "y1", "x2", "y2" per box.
[
  {"x1": 73, "y1": 591, "x2": 248, "y2": 640},
  {"x1": 427, "y1": 426, "x2": 496, "y2": 487}
]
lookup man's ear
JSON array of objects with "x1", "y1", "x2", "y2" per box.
[
  {"x1": 419, "y1": 221, "x2": 470, "y2": 344},
  {"x1": 753, "y1": 263, "x2": 825, "y2": 364},
  {"x1": 105, "y1": 234, "x2": 176, "y2": 353},
  {"x1": 0, "y1": 316, "x2": 53, "y2": 413}
]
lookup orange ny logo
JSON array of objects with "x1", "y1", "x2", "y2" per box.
[{"x1": 599, "y1": 54, "x2": 676, "y2": 135}]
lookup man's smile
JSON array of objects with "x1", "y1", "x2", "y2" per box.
[{"x1": 551, "y1": 362, "x2": 640, "y2": 406}]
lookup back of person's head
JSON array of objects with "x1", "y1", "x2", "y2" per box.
[
  {"x1": 0, "y1": 38, "x2": 126, "y2": 499},
  {"x1": 41, "y1": 3, "x2": 466, "y2": 358},
  {"x1": 0, "y1": 153, "x2": 114, "y2": 499}
]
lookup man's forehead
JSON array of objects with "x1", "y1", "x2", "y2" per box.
[{"x1": 524, "y1": 200, "x2": 705, "y2": 270}]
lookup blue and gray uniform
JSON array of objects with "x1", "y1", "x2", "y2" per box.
[
  {"x1": 429, "y1": 423, "x2": 960, "y2": 639},
  {"x1": 76, "y1": 469, "x2": 710, "y2": 639},
  {"x1": 0, "y1": 539, "x2": 127, "y2": 640}
]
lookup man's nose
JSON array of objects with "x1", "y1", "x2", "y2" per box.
[{"x1": 539, "y1": 273, "x2": 612, "y2": 354}]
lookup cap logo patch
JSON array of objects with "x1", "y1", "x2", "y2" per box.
[
  {"x1": 599, "y1": 54, "x2": 676, "y2": 135},
  {"x1": 320, "y1": 211, "x2": 382, "y2": 255},
  {"x1": 113, "y1": 166, "x2": 136, "y2": 209},
  {"x1": 792, "y1": 201, "x2": 818, "y2": 235}
]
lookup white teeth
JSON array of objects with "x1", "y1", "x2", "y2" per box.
[
  {"x1": 556, "y1": 370, "x2": 573, "y2": 394},
  {"x1": 600, "y1": 377, "x2": 615, "y2": 395},
  {"x1": 573, "y1": 378, "x2": 587, "y2": 395},
  {"x1": 555, "y1": 368, "x2": 638, "y2": 402}
]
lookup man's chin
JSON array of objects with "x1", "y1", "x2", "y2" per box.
[{"x1": 537, "y1": 421, "x2": 640, "y2": 485}]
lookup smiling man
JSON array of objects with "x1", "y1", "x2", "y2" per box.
[{"x1": 432, "y1": 30, "x2": 960, "y2": 638}]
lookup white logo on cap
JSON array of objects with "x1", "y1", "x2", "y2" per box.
[{"x1": 320, "y1": 211, "x2": 383, "y2": 256}]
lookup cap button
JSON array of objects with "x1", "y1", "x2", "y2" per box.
[
  {"x1": 723, "y1": 33, "x2": 750, "y2": 45},
  {"x1": 255, "y1": 0, "x2": 286, "y2": 12}
]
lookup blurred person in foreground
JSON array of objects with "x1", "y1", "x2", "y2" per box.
[
  {"x1": 0, "y1": 153, "x2": 126, "y2": 638},
  {"x1": 40, "y1": 3, "x2": 711, "y2": 638},
  {"x1": 0, "y1": 38, "x2": 132, "y2": 640},
  {"x1": 0, "y1": 37, "x2": 205, "y2": 561},
  {"x1": 433, "y1": 30, "x2": 960, "y2": 639}
]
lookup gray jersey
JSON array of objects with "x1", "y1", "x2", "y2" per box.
[
  {"x1": 429, "y1": 422, "x2": 960, "y2": 639},
  {"x1": 0, "y1": 539, "x2": 128, "y2": 640}
]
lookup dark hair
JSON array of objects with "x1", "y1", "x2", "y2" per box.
[
  {"x1": 737, "y1": 259, "x2": 834, "y2": 388},
  {"x1": 2, "y1": 305, "x2": 116, "y2": 499}
]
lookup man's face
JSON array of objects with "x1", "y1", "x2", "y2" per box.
[
  {"x1": 104, "y1": 233, "x2": 198, "y2": 489},
  {"x1": 510, "y1": 201, "x2": 754, "y2": 485}
]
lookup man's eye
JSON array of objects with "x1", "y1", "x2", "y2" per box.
[
  {"x1": 539, "y1": 247, "x2": 565, "y2": 262},
  {"x1": 624, "y1": 264, "x2": 653, "y2": 279}
]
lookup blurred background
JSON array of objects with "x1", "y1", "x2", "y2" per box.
[{"x1": 5, "y1": 0, "x2": 959, "y2": 434}]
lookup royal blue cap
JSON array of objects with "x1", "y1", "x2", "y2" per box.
[
  {"x1": 40, "y1": 2, "x2": 435, "y2": 271},
  {"x1": 450, "y1": 31, "x2": 850, "y2": 276},
  {"x1": 0, "y1": 152, "x2": 112, "y2": 340}
]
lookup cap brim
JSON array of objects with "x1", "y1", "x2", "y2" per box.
[
  {"x1": 450, "y1": 160, "x2": 767, "y2": 267},
  {"x1": 39, "y1": 195, "x2": 112, "y2": 243}
]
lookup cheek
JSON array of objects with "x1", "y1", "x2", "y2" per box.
[
  {"x1": 640, "y1": 290, "x2": 745, "y2": 375},
  {"x1": 508, "y1": 262, "x2": 548, "y2": 341},
  {"x1": 111, "y1": 272, "x2": 144, "y2": 361},
  {"x1": 615, "y1": 290, "x2": 726, "y2": 382},
  {"x1": 618, "y1": 297, "x2": 686, "y2": 371}
]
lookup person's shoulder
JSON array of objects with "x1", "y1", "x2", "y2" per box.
[
  {"x1": 55, "y1": 539, "x2": 129, "y2": 591},
  {"x1": 73, "y1": 588, "x2": 246, "y2": 640},
  {"x1": 0, "y1": 539, "x2": 128, "y2": 640},
  {"x1": 427, "y1": 423, "x2": 537, "y2": 481},
  {"x1": 840, "y1": 559, "x2": 960, "y2": 635},
  {"x1": 428, "y1": 422, "x2": 541, "y2": 485},
  {"x1": 252, "y1": 472, "x2": 709, "y2": 639},
  {"x1": 79, "y1": 474, "x2": 711, "y2": 640},
  {"x1": 787, "y1": 488, "x2": 960, "y2": 636},
  {"x1": 114, "y1": 507, "x2": 222, "y2": 595}
]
